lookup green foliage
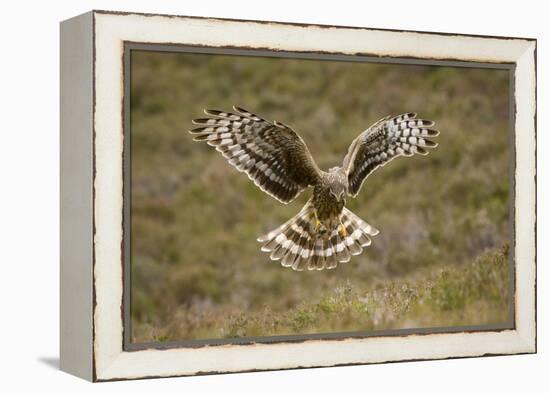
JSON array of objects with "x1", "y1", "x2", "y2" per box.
[
  {"x1": 130, "y1": 51, "x2": 511, "y2": 343},
  {"x1": 132, "y1": 245, "x2": 510, "y2": 341}
]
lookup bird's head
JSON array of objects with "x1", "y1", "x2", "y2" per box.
[
  {"x1": 328, "y1": 167, "x2": 347, "y2": 201},
  {"x1": 329, "y1": 181, "x2": 346, "y2": 202}
]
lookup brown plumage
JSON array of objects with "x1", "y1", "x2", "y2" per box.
[{"x1": 189, "y1": 107, "x2": 439, "y2": 271}]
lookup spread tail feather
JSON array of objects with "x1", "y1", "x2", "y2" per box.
[{"x1": 257, "y1": 203, "x2": 379, "y2": 271}]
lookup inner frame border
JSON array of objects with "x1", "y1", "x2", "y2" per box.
[{"x1": 122, "y1": 42, "x2": 517, "y2": 352}]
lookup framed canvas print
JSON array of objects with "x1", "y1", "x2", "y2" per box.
[{"x1": 60, "y1": 10, "x2": 537, "y2": 381}]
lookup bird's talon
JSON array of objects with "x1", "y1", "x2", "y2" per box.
[
  {"x1": 314, "y1": 211, "x2": 321, "y2": 231},
  {"x1": 341, "y1": 223, "x2": 347, "y2": 238}
]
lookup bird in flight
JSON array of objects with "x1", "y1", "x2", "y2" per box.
[{"x1": 189, "y1": 107, "x2": 439, "y2": 271}]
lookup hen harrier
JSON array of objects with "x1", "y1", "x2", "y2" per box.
[{"x1": 189, "y1": 107, "x2": 439, "y2": 271}]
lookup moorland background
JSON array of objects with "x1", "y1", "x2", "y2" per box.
[{"x1": 130, "y1": 51, "x2": 511, "y2": 343}]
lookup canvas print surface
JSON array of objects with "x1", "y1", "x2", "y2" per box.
[{"x1": 128, "y1": 50, "x2": 512, "y2": 344}]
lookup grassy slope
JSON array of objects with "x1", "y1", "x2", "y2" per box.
[
  {"x1": 134, "y1": 245, "x2": 510, "y2": 342},
  {"x1": 130, "y1": 51, "x2": 511, "y2": 343}
]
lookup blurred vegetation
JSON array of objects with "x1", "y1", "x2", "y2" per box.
[
  {"x1": 130, "y1": 50, "x2": 512, "y2": 343},
  {"x1": 133, "y1": 244, "x2": 511, "y2": 342}
]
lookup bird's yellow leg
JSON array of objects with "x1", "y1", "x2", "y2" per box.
[
  {"x1": 314, "y1": 211, "x2": 321, "y2": 230},
  {"x1": 340, "y1": 219, "x2": 347, "y2": 238}
]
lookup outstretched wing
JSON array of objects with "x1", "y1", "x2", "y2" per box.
[
  {"x1": 342, "y1": 113, "x2": 439, "y2": 197},
  {"x1": 189, "y1": 106, "x2": 322, "y2": 203}
]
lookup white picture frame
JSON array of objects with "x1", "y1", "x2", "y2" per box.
[{"x1": 60, "y1": 10, "x2": 536, "y2": 381}]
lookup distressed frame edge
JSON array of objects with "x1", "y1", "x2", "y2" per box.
[
  {"x1": 92, "y1": 8, "x2": 537, "y2": 42},
  {"x1": 59, "y1": 11, "x2": 95, "y2": 381},
  {"x1": 90, "y1": 11, "x2": 537, "y2": 381},
  {"x1": 512, "y1": 40, "x2": 537, "y2": 353}
]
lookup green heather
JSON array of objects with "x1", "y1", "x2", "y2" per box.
[{"x1": 130, "y1": 51, "x2": 512, "y2": 343}]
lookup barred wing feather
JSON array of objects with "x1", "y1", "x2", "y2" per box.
[
  {"x1": 190, "y1": 106, "x2": 321, "y2": 204},
  {"x1": 342, "y1": 113, "x2": 439, "y2": 197}
]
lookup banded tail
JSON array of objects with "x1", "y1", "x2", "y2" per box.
[{"x1": 257, "y1": 202, "x2": 379, "y2": 271}]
